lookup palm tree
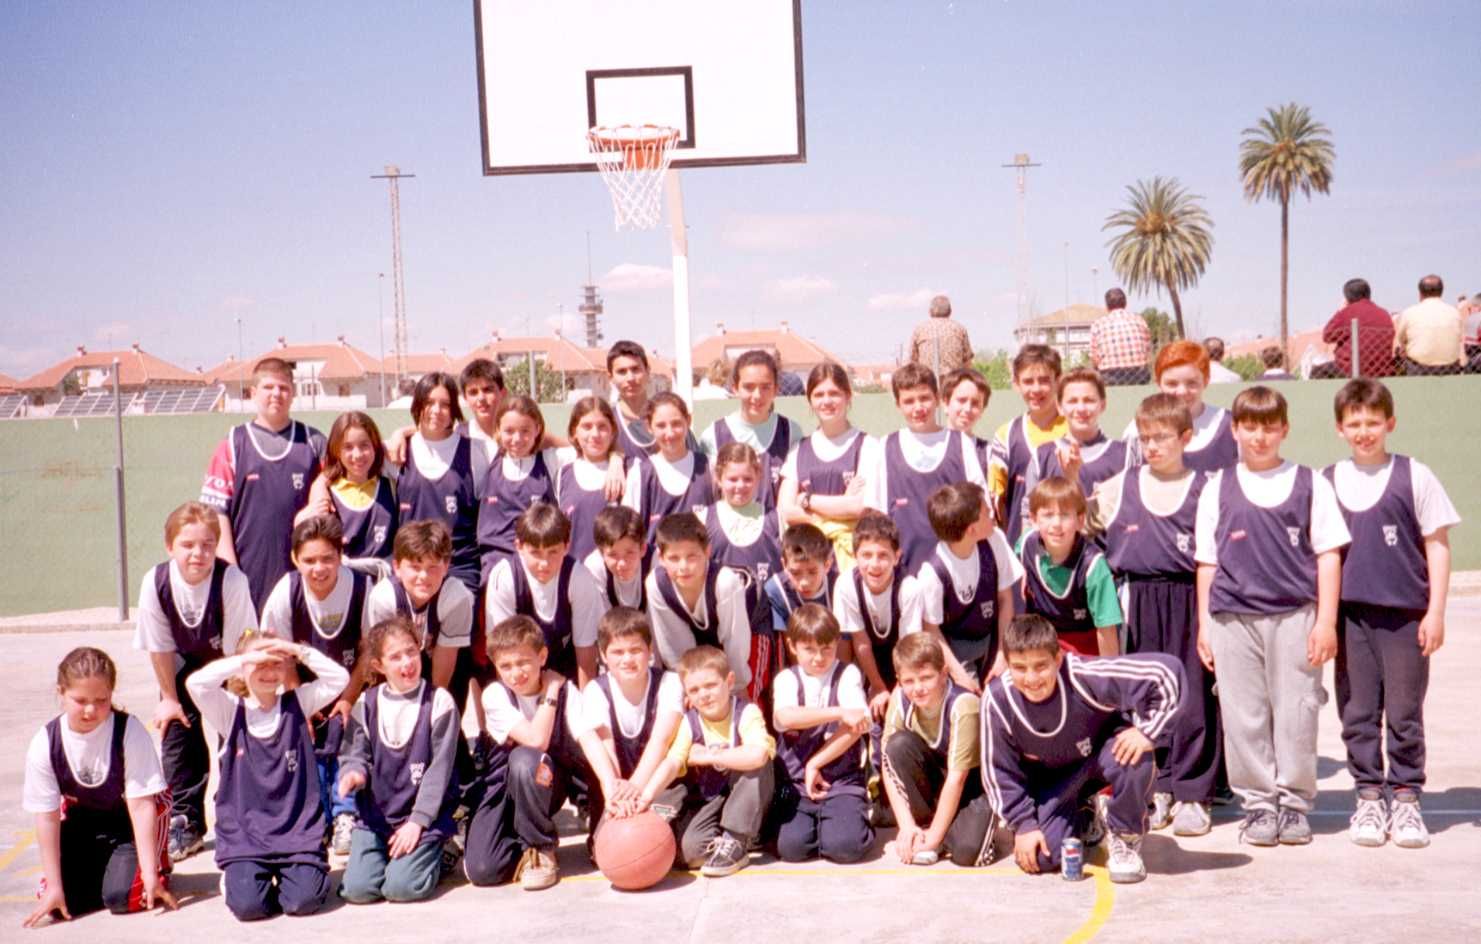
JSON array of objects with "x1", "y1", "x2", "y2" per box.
[
  {"x1": 1239, "y1": 102, "x2": 1334, "y2": 355},
  {"x1": 1102, "y1": 177, "x2": 1214, "y2": 339}
]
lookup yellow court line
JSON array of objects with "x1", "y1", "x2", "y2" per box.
[
  {"x1": 0, "y1": 831, "x2": 36, "y2": 873},
  {"x1": 1063, "y1": 864, "x2": 1115, "y2": 944}
]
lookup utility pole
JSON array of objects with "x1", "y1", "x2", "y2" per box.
[
  {"x1": 371, "y1": 165, "x2": 415, "y2": 387},
  {"x1": 376, "y1": 273, "x2": 387, "y2": 406},
  {"x1": 1000, "y1": 153, "x2": 1042, "y2": 328}
]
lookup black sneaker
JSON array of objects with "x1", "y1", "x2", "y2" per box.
[
  {"x1": 167, "y1": 814, "x2": 204, "y2": 861},
  {"x1": 699, "y1": 835, "x2": 749, "y2": 877}
]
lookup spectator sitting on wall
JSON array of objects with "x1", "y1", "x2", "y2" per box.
[
  {"x1": 1088, "y1": 287, "x2": 1152, "y2": 385},
  {"x1": 693, "y1": 357, "x2": 732, "y2": 400},
  {"x1": 1259, "y1": 346, "x2": 1297, "y2": 381},
  {"x1": 1203, "y1": 337, "x2": 1242, "y2": 383},
  {"x1": 1317, "y1": 277, "x2": 1394, "y2": 378},
  {"x1": 1395, "y1": 274, "x2": 1465, "y2": 376},
  {"x1": 908, "y1": 294, "x2": 973, "y2": 376},
  {"x1": 1463, "y1": 295, "x2": 1481, "y2": 373}
]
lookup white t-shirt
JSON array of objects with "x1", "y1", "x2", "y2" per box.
[
  {"x1": 22, "y1": 713, "x2": 166, "y2": 813},
  {"x1": 1328, "y1": 457, "x2": 1460, "y2": 537},
  {"x1": 184, "y1": 647, "x2": 351, "y2": 743},
  {"x1": 482, "y1": 556, "x2": 603, "y2": 644},
  {"x1": 915, "y1": 531, "x2": 1024, "y2": 624},
  {"x1": 832, "y1": 566, "x2": 924, "y2": 639},
  {"x1": 644, "y1": 566, "x2": 752, "y2": 690},
  {"x1": 696, "y1": 501, "x2": 777, "y2": 551},
  {"x1": 778, "y1": 428, "x2": 883, "y2": 487},
  {"x1": 623, "y1": 451, "x2": 701, "y2": 505},
  {"x1": 771, "y1": 662, "x2": 867, "y2": 732},
  {"x1": 582, "y1": 671, "x2": 684, "y2": 741},
  {"x1": 353, "y1": 681, "x2": 458, "y2": 749},
  {"x1": 581, "y1": 548, "x2": 644, "y2": 609},
  {"x1": 259, "y1": 567, "x2": 375, "y2": 644},
  {"x1": 1123, "y1": 405, "x2": 1231, "y2": 465},
  {"x1": 698, "y1": 412, "x2": 806, "y2": 461},
  {"x1": 132, "y1": 560, "x2": 258, "y2": 666},
  {"x1": 862, "y1": 429, "x2": 988, "y2": 514},
  {"x1": 467, "y1": 422, "x2": 500, "y2": 494},
  {"x1": 554, "y1": 448, "x2": 617, "y2": 498},
  {"x1": 1194, "y1": 462, "x2": 1351, "y2": 566},
  {"x1": 366, "y1": 577, "x2": 474, "y2": 648},
  {"x1": 483, "y1": 680, "x2": 591, "y2": 746},
  {"x1": 408, "y1": 430, "x2": 463, "y2": 481}
]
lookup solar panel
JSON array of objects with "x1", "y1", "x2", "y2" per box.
[
  {"x1": 0, "y1": 393, "x2": 25, "y2": 419},
  {"x1": 135, "y1": 385, "x2": 223, "y2": 414}
]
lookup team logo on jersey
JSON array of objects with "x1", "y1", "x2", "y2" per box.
[
  {"x1": 210, "y1": 636, "x2": 222, "y2": 651},
  {"x1": 1383, "y1": 525, "x2": 1399, "y2": 547},
  {"x1": 840, "y1": 471, "x2": 854, "y2": 487},
  {"x1": 342, "y1": 651, "x2": 355, "y2": 667},
  {"x1": 373, "y1": 526, "x2": 387, "y2": 545},
  {"x1": 445, "y1": 496, "x2": 458, "y2": 515},
  {"x1": 321, "y1": 614, "x2": 343, "y2": 632},
  {"x1": 1176, "y1": 533, "x2": 1191, "y2": 554},
  {"x1": 980, "y1": 601, "x2": 995, "y2": 619},
  {"x1": 285, "y1": 749, "x2": 298, "y2": 774},
  {"x1": 1073, "y1": 608, "x2": 1088, "y2": 621},
  {"x1": 1286, "y1": 527, "x2": 1301, "y2": 547},
  {"x1": 757, "y1": 563, "x2": 770, "y2": 582},
  {"x1": 1076, "y1": 737, "x2": 1092, "y2": 758},
  {"x1": 292, "y1": 472, "x2": 305, "y2": 491},
  {"x1": 409, "y1": 762, "x2": 426, "y2": 785}
]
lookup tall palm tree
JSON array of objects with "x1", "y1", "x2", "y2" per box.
[
  {"x1": 1102, "y1": 177, "x2": 1214, "y2": 339},
  {"x1": 1239, "y1": 102, "x2": 1334, "y2": 354}
]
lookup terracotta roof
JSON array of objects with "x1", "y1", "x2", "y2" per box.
[
  {"x1": 1226, "y1": 329, "x2": 1328, "y2": 363},
  {"x1": 1019, "y1": 304, "x2": 1106, "y2": 329},
  {"x1": 204, "y1": 339, "x2": 385, "y2": 384},
  {"x1": 397, "y1": 351, "x2": 459, "y2": 374},
  {"x1": 460, "y1": 335, "x2": 606, "y2": 374},
  {"x1": 20, "y1": 346, "x2": 204, "y2": 390},
  {"x1": 0, "y1": 371, "x2": 18, "y2": 392},
  {"x1": 691, "y1": 324, "x2": 844, "y2": 372}
]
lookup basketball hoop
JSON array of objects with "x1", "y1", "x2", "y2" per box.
[{"x1": 587, "y1": 124, "x2": 680, "y2": 231}]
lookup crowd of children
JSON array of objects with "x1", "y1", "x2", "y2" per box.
[{"x1": 21, "y1": 338, "x2": 1460, "y2": 926}]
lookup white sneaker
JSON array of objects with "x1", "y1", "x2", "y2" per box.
[
  {"x1": 330, "y1": 813, "x2": 355, "y2": 857},
  {"x1": 1171, "y1": 801, "x2": 1212, "y2": 837},
  {"x1": 1107, "y1": 833, "x2": 1146, "y2": 884},
  {"x1": 1389, "y1": 794, "x2": 1430, "y2": 849},
  {"x1": 1348, "y1": 794, "x2": 1387, "y2": 847},
  {"x1": 1148, "y1": 792, "x2": 1174, "y2": 831}
]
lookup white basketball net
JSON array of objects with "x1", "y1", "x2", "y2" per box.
[{"x1": 587, "y1": 125, "x2": 679, "y2": 231}]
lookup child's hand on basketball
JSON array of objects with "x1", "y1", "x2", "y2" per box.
[
  {"x1": 1013, "y1": 828, "x2": 1049, "y2": 874},
  {"x1": 803, "y1": 763, "x2": 831, "y2": 800},
  {"x1": 1111, "y1": 727, "x2": 1154, "y2": 766},
  {"x1": 1418, "y1": 612, "x2": 1445, "y2": 656},
  {"x1": 153, "y1": 697, "x2": 189, "y2": 732},
  {"x1": 338, "y1": 770, "x2": 366, "y2": 799},
  {"x1": 388, "y1": 821, "x2": 422, "y2": 858},
  {"x1": 23, "y1": 883, "x2": 69, "y2": 928},
  {"x1": 1306, "y1": 621, "x2": 1337, "y2": 668},
  {"x1": 608, "y1": 778, "x2": 639, "y2": 812}
]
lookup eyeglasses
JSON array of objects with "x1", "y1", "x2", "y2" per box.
[{"x1": 1137, "y1": 432, "x2": 1178, "y2": 446}]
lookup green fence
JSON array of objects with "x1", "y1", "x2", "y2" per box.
[{"x1": 2, "y1": 377, "x2": 1476, "y2": 616}]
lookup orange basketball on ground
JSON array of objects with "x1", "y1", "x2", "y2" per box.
[{"x1": 594, "y1": 811, "x2": 676, "y2": 891}]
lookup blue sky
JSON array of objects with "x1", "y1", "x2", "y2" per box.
[{"x1": 3, "y1": 1, "x2": 1479, "y2": 377}]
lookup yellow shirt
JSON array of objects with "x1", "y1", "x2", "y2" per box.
[
  {"x1": 988, "y1": 414, "x2": 1068, "y2": 499},
  {"x1": 331, "y1": 477, "x2": 380, "y2": 512},
  {"x1": 665, "y1": 701, "x2": 775, "y2": 777},
  {"x1": 882, "y1": 688, "x2": 981, "y2": 772}
]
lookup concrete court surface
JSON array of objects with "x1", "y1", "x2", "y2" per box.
[{"x1": 2, "y1": 604, "x2": 1480, "y2": 943}]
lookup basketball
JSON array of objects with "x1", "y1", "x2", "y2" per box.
[{"x1": 593, "y1": 811, "x2": 676, "y2": 891}]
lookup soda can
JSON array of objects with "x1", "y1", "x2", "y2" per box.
[{"x1": 1061, "y1": 837, "x2": 1084, "y2": 881}]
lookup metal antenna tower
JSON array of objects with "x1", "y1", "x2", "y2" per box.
[
  {"x1": 579, "y1": 230, "x2": 604, "y2": 348},
  {"x1": 371, "y1": 165, "x2": 415, "y2": 384},
  {"x1": 1000, "y1": 153, "x2": 1042, "y2": 326}
]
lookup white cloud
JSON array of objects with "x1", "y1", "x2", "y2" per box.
[
  {"x1": 601, "y1": 263, "x2": 672, "y2": 294},
  {"x1": 722, "y1": 212, "x2": 906, "y2": 252},
  {"x1": 543, "y1": 310, "x2": 586, "y2": 338},
  {"x1": 867, "y1": 288, "x2": 941, "y2": 311},
  {"x1": 763, "y1": 275, "x2": 836, "y2": 303}
]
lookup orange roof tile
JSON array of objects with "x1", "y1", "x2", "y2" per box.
[
  {"x1": 0, "y1": 371, "x2": 18, "y2": 392},
  {"x1": 691, "y1": 324, "x2": 843, "y2": 372},
  {"x1": 460, "y1": 335, "x2": 605, "y2": 374},
  {"x1": 204, "y1": 339, "x2": 385, "y2": 384},
  {"x1": 20, "y1": 346, "x2": 204, "y2": 390},
  {"x1": 1226, "y1": 329, "x2": 1328, "y2": 362}
]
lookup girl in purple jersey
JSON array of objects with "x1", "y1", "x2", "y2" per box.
[
  {"x1": 395, "y1": 373, "x2": 481, "y2": 592},
  {"x1": 23, "y1": 648, "x2": 177, "y2": 928},
  {"x1": 298, "y1": 411, "x2": 398, "y2": 578},
  {"x1": 623, "y1": 393, "x2": 715, "y2": 549},
  {"x1": 557, "y1": 396, "x2": 627, "y2": 564},
  {"x1": 476, "y1": 396, "x2": 562, "y2": 581}
]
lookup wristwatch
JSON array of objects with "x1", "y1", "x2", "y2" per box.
[{"x1": 538, "y1": 695, "x2": 559, "y2": 708}]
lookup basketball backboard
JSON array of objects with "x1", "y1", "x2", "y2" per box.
[{"x1": 474, "y1": 0, "x2": 806, "y2": 175}]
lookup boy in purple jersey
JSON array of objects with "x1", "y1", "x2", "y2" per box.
[
  {"x1": 1327, "y1": 380, "x2": 1459, "y2": 848},
  {"x1": 1196, "y1": 386, "x2": 1350, "y2": 847},
  {"x1": 988, "y1": 345, "x2": 1068, "y2": 549},
  {"x1": 1017, "y1": 477, "x2": 1123, "y2": 658},
  {"x1": 981, "y1": 615, "x2": 1181, "y2": 884},
  {"x1": 606, "y1": 340, "x2": 699, "y2": 460},
  {"x1": 1042, "y1": 368, "x2": 1129, "y2": 500},
  {"x1": 863, "y1": 363, "x2": 990, "y2": 574},
  {"x1": 645, "y1": 513, "x2": 754, "y2": 697},
  {"x1": 483, "y1": 503, "x2": 603, "y2": 687},
  {"x1": 917, "y1": 482, "x2": 1020, "y2": 693},
  {"x1": 201, "y1": 357, "x2": 326, "y2": 610},
  {"x1": 1090, "y1": 394, "x2": 1219, "y2": 837},
  {"x1": 583, "y1": 505, "x2": 649, "y2": 610}
]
